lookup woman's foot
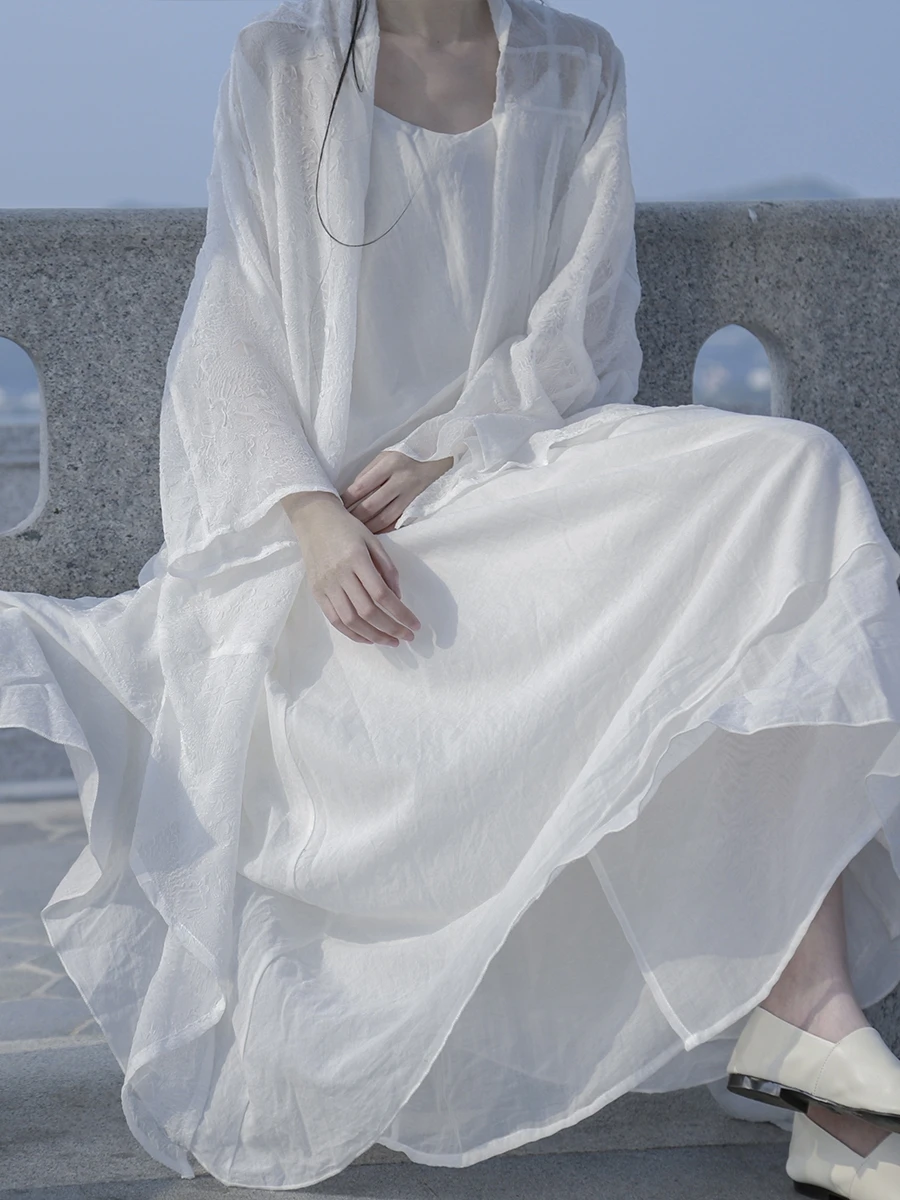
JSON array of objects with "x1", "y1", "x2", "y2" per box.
[
  {"x1": 759, "y1": 965, "x2": 893, "y2": 1155},
  {"x1": 757, "y1": 873, "x2": 894, "y2": 1156},
  {"x1": 758, "y1": 984, "x2": 869, "y2": 1044}
]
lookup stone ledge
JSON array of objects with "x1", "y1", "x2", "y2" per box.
[{"x1": 2, "y1": 201, "x2": 898, "y2": 595}]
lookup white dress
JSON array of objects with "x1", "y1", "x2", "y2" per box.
[
  {"x1": 227, "y1": 106, "x2": 900, "y2": 1177},
  {"x1": 237, "y1": 104, "x2": 501, "y2": 961},
  {"x1": 338, "y1": 104, "x2": 496, "y2": 491},
  {"x1": 4, "y1": 101, "x2": 900, "y2": 1189}
]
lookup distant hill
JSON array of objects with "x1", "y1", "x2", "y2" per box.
[
  {"x1": 110, "y1": 198, "x2": 194, "y2": 208},
  {"x1": 115, "y1": 174, "x2": 860, "y2": 210},
  {"x1": 671, "y1": 174, "x2": 858, "y2": 202}
]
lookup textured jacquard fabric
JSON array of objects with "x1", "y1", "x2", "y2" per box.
[
  {"x1": 2, "y1": 0, "x2": 900, "y2": 1190},
  {"x1": 152, "y1": 0, "x2": 641, "y2": 580}
]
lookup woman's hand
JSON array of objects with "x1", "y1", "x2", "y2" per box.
[
  {"x1": 340, "y1": 450, "x2": 454, "y2": 533},
  {"x1": 283, "y1": 492, "x2": 422, "y2": 646}
]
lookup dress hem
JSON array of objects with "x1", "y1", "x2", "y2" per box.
[{"x1": 5, "y1": 533, "x2": 898, "y2": 1189}]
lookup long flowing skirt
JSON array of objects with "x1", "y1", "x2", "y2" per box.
[{"x1": 3, "y1": 400, "x2": 900, "y2": 1189}]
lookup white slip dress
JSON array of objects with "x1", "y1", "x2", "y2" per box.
[
  {"x1": 337, "y1": 103, "x2": 497, "y2": 492},
  {"x1": 4, "y1": 100, "x2": 900, "y2": 1189}
]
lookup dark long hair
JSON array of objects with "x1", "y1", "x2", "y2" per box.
[{"x1": 313, "y1": 0, "x2": 544, "y2": 247}]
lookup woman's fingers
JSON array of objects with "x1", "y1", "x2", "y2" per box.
[
  {"x1": 301, "y1": 503, "x2": 420, "y2": 645},
  {"x1": 343, "y1": 574, "x2": 417, "y2": 643},
  {"x1": 360, "y1": 544, "x2": 421, "y2": 633},
  {"x1": 340, "y1": 456, "x2": 390, "y2": 507},
  {"x1": 365, "y1": 496, "x2": 408, "y2": 533},
  {"x1": 346, "y1": 478, "x2": 400, "y2": 522},
  {"x1": 297, "y1": 496, "x2": 419, "y2": 647},
  {"x1": 318, "y1": 593, "x2": 371, "y2": 643},
  {"x1": 329, "y1": 585, "x2": 399, "y2": 645},
  {"x1": 365, "y1": 535, "x2": 402, "y2": 597}
]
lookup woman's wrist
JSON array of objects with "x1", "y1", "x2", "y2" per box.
[{"x1": 281, "y1": 489, "x2": 344, "y2": 524}]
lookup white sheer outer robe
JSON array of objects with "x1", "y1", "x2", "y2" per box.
[
  {"x1": 154, "y1": 0, "x2": 643, "y2": 575},
  {"x1": 2, "y1": 0, "x2": 900, "y2": 1189}
]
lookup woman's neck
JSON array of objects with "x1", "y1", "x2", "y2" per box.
[{"x1": 375, "y1": 0, "x2": 492, "y2": 46}]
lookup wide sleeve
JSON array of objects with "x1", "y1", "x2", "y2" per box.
[
  {"x1": 156, "y1": 26, "x2": 341, "y2": 579},
  {"x1": 382, "y1": 36, "x2": 641, "y2": 480}
]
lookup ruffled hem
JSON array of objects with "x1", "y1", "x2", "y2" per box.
[
  {"x1": 369, "y1": 551, "x2": 900, "y2": 1175},
  {"x1": 0, "y1": 525, "x2": 895, "y2": 1187},
  {"x1": 377, "y1": 731, "x2": 899, "y2": 1171}
]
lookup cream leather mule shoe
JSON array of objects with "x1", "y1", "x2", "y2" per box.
[
  {"x1": 727, "y1": 1007, "x2": 900, "y2": 1133},
  {"x1": 786, "y1": 1111, "x2": 900, "y2": 1198}
]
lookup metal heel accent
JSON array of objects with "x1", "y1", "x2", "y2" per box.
[
  {"x1": 727, "y1": 1008, "x2": 900, "y2": 1134},
  {"x1": 727, "y1": 1072, "x2": 810, "y2": 1113},
  {"x1": 728, "y1": 1072, "x2": 900, "y2": 1135}
]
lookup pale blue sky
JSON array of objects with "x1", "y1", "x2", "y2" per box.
[{"x1": 1, "y1": 0, "x2": 898, "y2": 207}]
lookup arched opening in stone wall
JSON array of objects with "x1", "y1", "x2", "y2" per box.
[
  {"x1": 692, "y1": 325, "x2": 772, "y2": 416},
  {"x1": 0, "y1": 340, "x2": 70, "y2": 795},
  {"x1": 0, "y1": 337, "x2": 42, "y2": 534}
]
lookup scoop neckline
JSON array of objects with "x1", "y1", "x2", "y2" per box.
[{"x1": 373, "y1": 103, "x2": 494, "y2": 139}]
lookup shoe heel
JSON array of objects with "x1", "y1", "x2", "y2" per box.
[
  {"x1": 727, "y1": 1073, "x2": 809, "y2": 1113},
  {"x1": 793, "y1": 1184, "x2": 838, "y2": 1199}
]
